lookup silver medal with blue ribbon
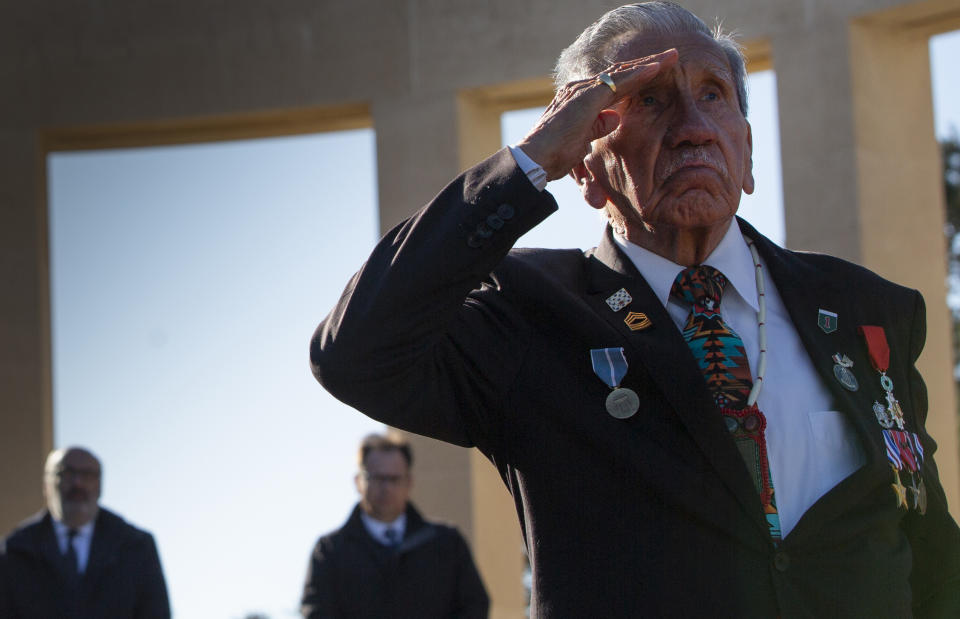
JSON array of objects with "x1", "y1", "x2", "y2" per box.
[{"x1": 591, "y1": 347, "x2": 639, "y2": 419}]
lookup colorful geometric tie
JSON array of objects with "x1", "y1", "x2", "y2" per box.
[{"x1": 671, "y1": 265, "x2": 781, "y2": 541}]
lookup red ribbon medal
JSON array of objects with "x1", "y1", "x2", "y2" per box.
[
  {"x1": 858, "y1": 325, "x2": 904, "y2": 430},
  {"x1": 858, "y1": 325, "x2": 927, "y2": 513}
]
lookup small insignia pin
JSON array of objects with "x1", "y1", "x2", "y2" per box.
[
  {"x1": 605, "y1": 288, "x2": 633, "y2": 312},
  {"x1": 818, "y1": 309, "x2": 838, "y2": 333},
  {"x1": 831, "y1": 353, "x2": 858, "y2": 391},
  {"x1": 874, "y1": 401, "x2": 894, "y2": 428},
  {"x1": 817, "y1": 308, "x2": 837, "y2": 333},
  {"x1": 624, "y1": 312, "x2": 652, "y2": 331}
]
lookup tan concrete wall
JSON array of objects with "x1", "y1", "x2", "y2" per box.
[
  {"x1": 3, "y1": 1, "x2": 960, "y2": 614},
  {"x1": 0, "y1": 128, "x2": 53, "y2": 530}
]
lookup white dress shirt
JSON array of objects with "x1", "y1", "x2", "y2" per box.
[
  {"x1": 360, "y1": 511, "x2": 407, "y2": 546},
  {"x1": 52, "y1": 516, "x2": 96, "y2": 573},
  {"x1": 510, "y1": 146, "x2": 866, "y2": 537}
]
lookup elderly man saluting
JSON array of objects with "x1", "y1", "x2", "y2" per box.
[{"x1": 311, "y1": 2, "x2": 960, "y2": 616}]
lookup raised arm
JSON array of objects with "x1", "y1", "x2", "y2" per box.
[{"x1": 310, "y1": 52, "x2": 677, "y2": 449}]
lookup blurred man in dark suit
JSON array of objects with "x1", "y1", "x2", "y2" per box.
[
  {"x1": 1, "y1": 446, "x2": 170, "y2": 618},
  {"x1": 300, "y1": 434, "x2": 488, "y2": 619}
]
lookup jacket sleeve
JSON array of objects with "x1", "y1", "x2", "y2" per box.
[
  {"x1": 300, "y1": 537, "x2": 339, "y2": 619},
  {"x1": 903, "y1": 291, "x2": 960, "y2": 618},
  {"x1": 310, "y1": 148, "x2": 557, "y2": 452},
  {"x1": 450, "y1": 530, "x2": 490, "y2": 619},
  {"x1": 133, "y1": 533, "x2": 171, "y2": 619}
]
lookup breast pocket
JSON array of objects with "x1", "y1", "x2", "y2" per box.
[{"x1": 807, "y1": 410, "x2": 866, "y2": 497}]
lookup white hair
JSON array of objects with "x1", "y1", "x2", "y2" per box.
[{"x1": 554, "y1": 2, "x2": 749, "y2": 116}]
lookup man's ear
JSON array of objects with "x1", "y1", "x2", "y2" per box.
[
  {"x1": 571, "y1": 159, "x2": 609, "y2": 210},
  {"x1": 742, "y1": 121, "x2": 755, "y2": 195}
]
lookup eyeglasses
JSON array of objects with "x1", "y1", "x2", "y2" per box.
[
  {"x1": 358, "y1": 471, "x2": 408, "y2": 486},
  {"x1": 53, "y1": 466, "x2": 100, "y2": 481}
]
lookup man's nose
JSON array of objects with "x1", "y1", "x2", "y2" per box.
[{"x1": 666, "y1": 96, "x2": 717, "y2": 148}]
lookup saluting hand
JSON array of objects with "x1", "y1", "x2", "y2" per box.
[{"x1": 515, "y1": 49, "x2": 678, "y2": 182}]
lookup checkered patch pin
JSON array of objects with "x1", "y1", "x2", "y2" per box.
[{"x1": 605, "y1": 288, "x2": 633, "y2": 312}]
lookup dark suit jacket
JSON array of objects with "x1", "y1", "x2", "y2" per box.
[
  {"x1": 0, "y1": 508, "x2": 170, "y2": 619},
  {"x1": 300, "y1": 503, "x2": 489, "y2": 619},
  {"x1": 311, "y1": 148, "x2": 960, "y2": 618}
]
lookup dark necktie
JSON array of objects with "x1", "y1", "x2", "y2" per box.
[
  {"x1": 64, "y1": 528, "x2": 80, "y2": 576},
  {"x1": 384, "y1": 527, "x2": 399, "y2": 546},
  {"x1": 671, "y1": 265, "x2": 781, "y2": 541}
]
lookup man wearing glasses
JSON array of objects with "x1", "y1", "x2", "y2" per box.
[
  {"x1": 300, "y1": 433, "x2": 489, "y2": 619},
  {"x1": 0, "y1": 446, "x2": 170, "y2": 618}
]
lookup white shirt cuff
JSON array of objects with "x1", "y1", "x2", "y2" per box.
[{"x1": 508, "y1": 145, "x2": 548, "y2": 192}]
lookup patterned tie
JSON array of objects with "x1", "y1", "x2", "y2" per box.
[{"x1": 671, "y1": 265, "x2": 781, "y2": 541}]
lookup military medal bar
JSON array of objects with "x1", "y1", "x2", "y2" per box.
[
  {"x1": 590, "y1": 347, "x2": 639, "y2": 419},
  {"x1": 858, "y1": 325, "x2": 927, "y2": 514},
  {"x1": 858, "y1": 326, "x2": 904, "y2": 430}
]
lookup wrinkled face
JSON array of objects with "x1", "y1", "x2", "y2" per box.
[
  {"x1": 586, "y1": 30, "x2": 754, "y2": 236},
  {"x1": 44, "y1": 449, "x2": 101, "y2": 528},
  {"x1": 355, "y1": 449, "x2": 411, "y2": 522}
]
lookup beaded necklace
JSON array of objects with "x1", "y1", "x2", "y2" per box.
[{"x1": 745, "y1": 238, "x2": 766, "y2": 407}]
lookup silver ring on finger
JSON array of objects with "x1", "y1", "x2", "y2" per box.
[{"x1": 597, "y1": 72, "x2": 616, "y2": 93}]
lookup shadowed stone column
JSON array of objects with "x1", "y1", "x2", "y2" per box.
[{"x1": 0, "y1": 128, "x2": 53, "y2": 532}]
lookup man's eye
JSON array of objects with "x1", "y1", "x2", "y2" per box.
[
  {"x1": 702, "y1": 91, "x2": 720, "y2": 102},
  {"x1": 641, "y1": 96, "x2": 657, "y2": 106}
]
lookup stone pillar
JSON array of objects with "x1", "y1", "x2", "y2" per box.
[
  {"x1": 773, "y1": 18, "x2": 862, "y2": 260},
  {"x1": 380, "y1": 83, "x2": 534, "y2": 618},
  {"x1": 0, "y1": 128, "x2": 53, "y2": 533},
  {"x1": 372, "y1": 93, "x2": 460, "y2": 234},
  {"x1": 373, "y1": 89, "x2": 526, "y2": 618}
]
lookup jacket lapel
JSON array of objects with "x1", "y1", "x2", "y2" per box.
[
  {"x1": 742, "y1": 220, "x2": 889, "y2": 542},
  {"x1": 584, "y1": 227, "x2": 770, "y2": 536},
  {"x1": 35, "y1": 512, "x2": 67, "y2": 575},
  {"x1": 343, "y1": 505, "x2": 397, "y2": 569},
  {"x1": 84, "y1": 510, "x2": 120, "y2": 594}
]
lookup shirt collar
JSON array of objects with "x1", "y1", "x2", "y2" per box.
[
  {"x1": 51, "y1": 514, "x2": 96, "y2": 539},
  {"x1": 360, "y1": 510, "x2": 407, "y2": 542},
  {"x1": 612, "y1": 219, "x2": 759, "y2": 312}
]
